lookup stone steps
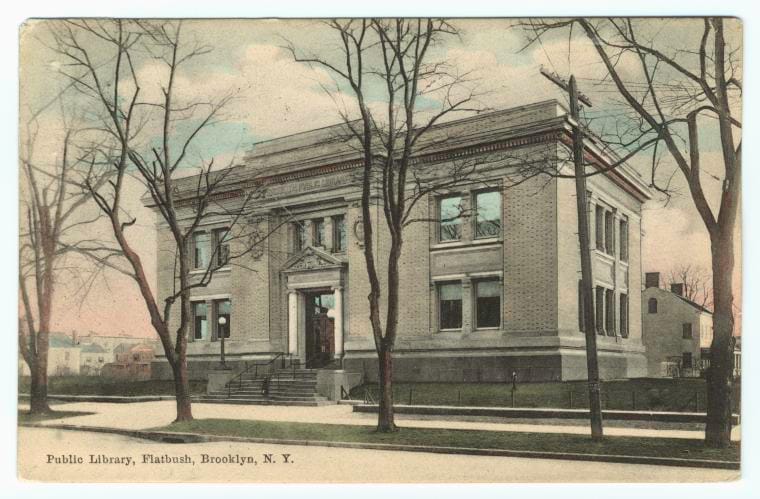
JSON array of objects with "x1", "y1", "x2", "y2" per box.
[{"x1": 202, "y1": 367, "x2": 332, "y2": 406}]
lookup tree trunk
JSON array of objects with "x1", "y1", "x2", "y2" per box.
[
  {"x1": 29, "y1": 361, "x2": 50, "y2": 414},
  {"x1": 376, "y1": 345, "x2": 396, "y2": 432},
  {"x1": 705, "y1": 230, "x2": 736, "y2": 448},
  {"x1": 171, "y1": 357, "x2": 193, "y2": 422}
]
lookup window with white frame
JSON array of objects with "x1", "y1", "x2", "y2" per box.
[
  {"x1": 332, "y1": 215, "x2": 347, "y2": 253},
  {"x1": 193, "y1": 232, "x2": 212, "y2": 269},
  {"x1": 215, "y1": 299, "x2": 231, "y2": 339},
  {"x1": 474, "y1": 190, "x2": 501, "y2": 238},
  {"x1": 475, "y1": 279, "x2": 501, "y2": 328},
  {"x1": 439, "y1": 196, "x2": 463, "y2": 242},
  {"x1": 438, "y1": 282, "x2": 463, "y2": 329},
  {"x1": 313, "y1": 218, "x2": 325, "y2": 247},
  {"x1": 192, "y1": 302, "x2": 208, "y2": 340},
  {"x1": 619, "y1": 293, "x2": 629, "y2": 338},
  {"x1": 213, "y1": 227, "x2": 230, "y2": 267}
]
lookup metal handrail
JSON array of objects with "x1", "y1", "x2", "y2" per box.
[{"x1": 225, "y1": 352, "x2": 286, "y2": 397}]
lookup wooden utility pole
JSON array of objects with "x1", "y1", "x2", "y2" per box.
[{"x1": 541, "y1": 68, "x2": 604, "y2": 440}]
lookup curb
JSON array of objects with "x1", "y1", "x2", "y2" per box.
[
  {"x1": 19, "y1": 394, "x2": 175, "y2": 403},
  {"x1": 21, "y1": 422, "x2": 740, "y2": 471},
  {"x1": 351, "y1": 404, "x2": 741, "y2": 425}
]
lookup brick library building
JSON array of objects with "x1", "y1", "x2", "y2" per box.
[{"x1": 150, "y1": 100, "x2": 652, "y2": 390}]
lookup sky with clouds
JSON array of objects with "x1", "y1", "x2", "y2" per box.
[{"x1": 18, "y1": 18, "x2": 742, "y2": 337}]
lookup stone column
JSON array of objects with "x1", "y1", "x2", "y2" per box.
[
  {"x1": 333, "y1": 286, "x2": 344, "y2": 357},
  {"x1": 461, "y1": 277, "x2": 473, "y2": 334},
  {"x1": 288, "y1": 291, "x2": 298, "y2": 355},
  {"x1": 304, "y1": 220, "x2": 313, "y2": 248},
  {"x1": 324, "y1": 217, "x2": 334, "y2": 252}
]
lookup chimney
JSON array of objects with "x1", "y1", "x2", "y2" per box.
[
  {"x1": 645, "y1": 272, "x2": 660, "y2": 289},
  {"x1": 670, "y1": 283, "x2": 685, "y2": 296}
]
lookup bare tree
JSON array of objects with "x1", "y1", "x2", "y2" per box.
[
  {"x1": 50, "y1": 19, "x2": 265, "y2": 421},
  {"x1": 18, "y1": 90, "x2": 111, "y2": 413},
  {"x1": 666, "y1": 263, "x2": 713, "y2": 310},
  {"x1": 288, "y1": 19, "x2": 488, "y2": 431},
  {"x1": 522, "y1": 17, "x2": 741, "y2": 448}
]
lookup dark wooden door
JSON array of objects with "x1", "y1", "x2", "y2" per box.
[{"x1": 307, "y1": 313, "x2": 334, "y2": 368}]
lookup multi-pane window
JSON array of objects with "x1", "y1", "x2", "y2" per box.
[
  {"x1": 475, "y1": 280, "x2": 501, "y2": 328},
  {"x1": 293, "y1": 223, "x2": 306, "y2": 251},
  {"x1": 682, "y1": 323, "x2": 693, "y2": 339},
  {"x1": 332, "y1": 215, "x2": 347, "y2": 252},
  {"x1": 313, "y1": 218, "x2": 325, "y2": 247},
  {"x1": 619, "y1": 293, "x2": 629, "y2": 338},
  {"x1": 474, "y1": 191, "x2": 501, "y2": 238},
  {"x1": 213, "y1": 227, "x2": 230, "y2": 267},
  {"x1": 605, "y1": 289, "x2": 615, "y2": 336},
  {"x1": 595, "y1": 286, "x2": 605, "y2": 335},
  {"x1": 648, "y1": 297, "x2": 658, "y2": 314},
  {"x1": 595, "y1": 206, "x2": 605, "y2": 251},
  {"x1": 439, "y1": 282, "x2": 462, "y2": 330},
  {"x1": 439, "y1": 196, "x2": 463, "y2": 242},
  {"x1": 192, "y1": 302, "x2": 208, "y2": 341},
  {"x1": 604, "y1": 211, "x2": 615, "y2": 255},
  {"x1": 215, "y1": 299, "x2": 231, "y2": 339},
  {"x1": 619, "y1": 218, "x2": 629, "y2": 262},
  {"x1": 193, "y1": 232, "x2": 211, "y2": 269}
]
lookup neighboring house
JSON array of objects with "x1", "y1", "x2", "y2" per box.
[
  {"x1": 79, "y1": 343, "x2": 109, "y2": 376},
  {"x1": 102, "y1": 343, "x2": 156, "y2": 380},
  {"x1": 149, "y1": 100, "x2": 652, "y2": 382},
  {"x1": 641, "y1": 272, "x2": 713, "y2": 377},
  {"x1": 76, "y1": 333, "x2": 151, "y2": 352},
  {"x1": 19, "y1": 333, "x2": 80, "y2": 377}
]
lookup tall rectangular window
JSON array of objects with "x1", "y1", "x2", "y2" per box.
[
  {"x1": 605, "y1": 211, "x2": 615, "y2": 255},
  {"x1": 605, "y1": 289, "x2": 615, "y2": 336},
  {"x1": 293, "y1": 223, "x2": 306, "y2": 251},
  {"x1": 213, "y1": 227, "x2": 230, "y2": 267},
  {"x1": 332, "y1": 215, "x2": 347, "y2": 252},
  {"x1": 192, "y1": 302, "x2": 208, "y2": 341},
  {"x1": 619, "y1": 218, "x2": 629, "y2": 262},
  {"x1": 313, "y1": 218, "x2": 325, "y2": 247},
  {"x1": 595, "y1": 206, "x2": 605, "y2": 250},
  {"x1": 474, "y1": 191, "x2": 501, "y2": 238},
  {"x1": 193, "y1": 232, "x2": 211, "y2": 269},
  {"x1": 439, "y1": 282, "x2": 462, "y2": 330},
  {"x1": 595, "y1": 286, "x2": 605, "y2": 335},
  {"x1": 215, "y1": 299, "x2": 231, "y2": 339},
  {"x1": 619, "y1": 293, "x2": 629, "y2": 338},
  {"x1": 475, "y1": 280, "x2": 501, "y2": 328},
  {"x1": 682, "y1": 323, "x2": 693, "y2": 339},
  {"x1": 682, "y1": 352, "x2": 693, "y2": 369},
  {"x1": 439, "y1": 196, "x2": 463, "y2": 242}
]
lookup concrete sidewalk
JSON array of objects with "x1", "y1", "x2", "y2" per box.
[{"x1": 18, "y1": 400, "x2": 741, "y2": 441}]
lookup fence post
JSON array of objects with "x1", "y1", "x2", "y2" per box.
[
  {"x1": 457, "y1": 390, "x2": 461, "y2": 406},
  {"x1": 632, "y1": 391, "x2": 636, "y2": 411},
  {"x1": 408, "y1": 387, "x2": 413, "y2": 406},
  {"x1": 511, "y1": 388, "x2": 516, "y2": 408},
  {"x1": 569, "y1": 390, "x2": 573, "y2": 409}
]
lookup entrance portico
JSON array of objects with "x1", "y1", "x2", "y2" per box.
[{"x1": 283, "y1": 247, "x2": 346, "y2": 367}]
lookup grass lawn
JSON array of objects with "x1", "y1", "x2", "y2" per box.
[
  {"x1": 18, "y1": 409, "x2": 95, "y2": 423},
  {"x1": 158, "y1": 418, "x2": 739, "y2": 463},
  {"x1": 18, "y1": 376, "x2": 207, "y2": 397},
  {"x1": 351, "y1": 378, "x2": 741, "y2": 413}
]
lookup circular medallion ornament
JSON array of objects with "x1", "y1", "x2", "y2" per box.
[{"x1": 353, "y1": 218, "x2": 364, "y2": 246}]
